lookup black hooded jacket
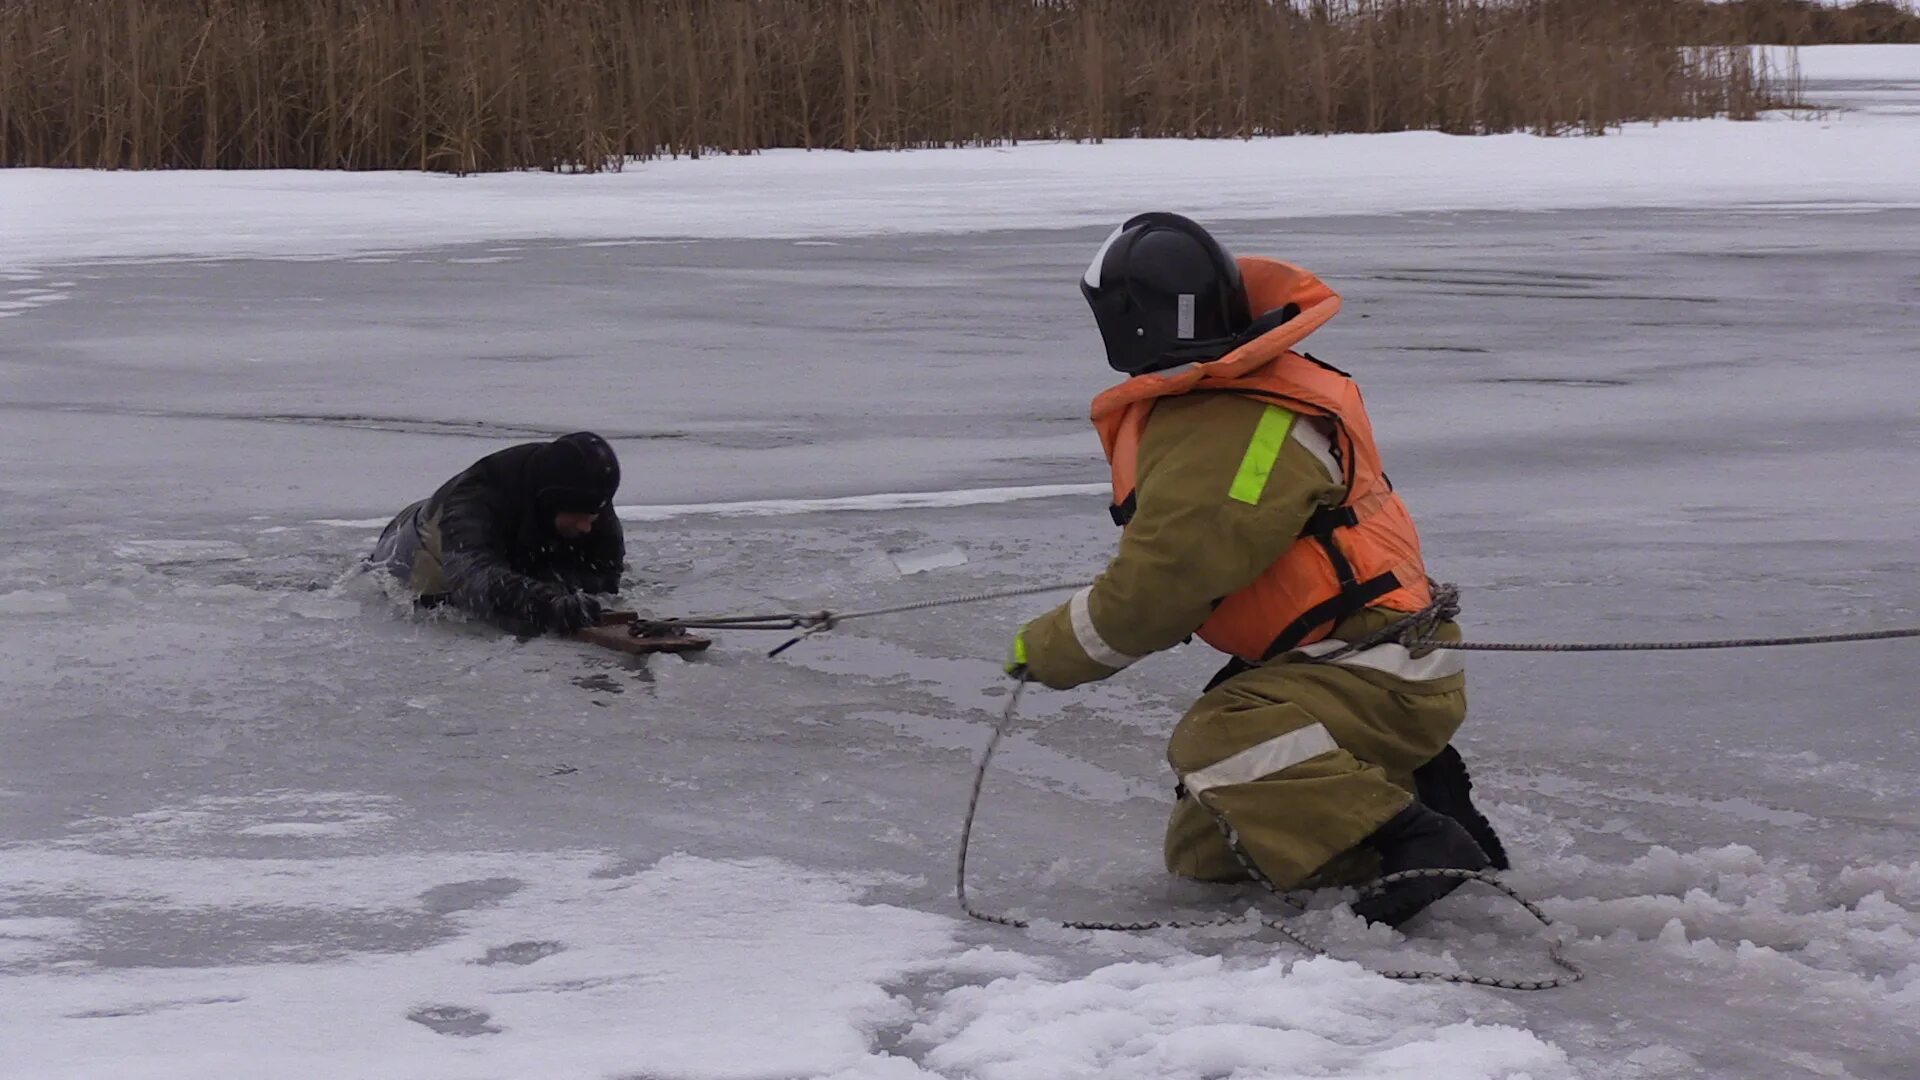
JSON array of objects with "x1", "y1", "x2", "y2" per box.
[{"x1": 373, "y1": 438, "x2": 625, "y2": 632}]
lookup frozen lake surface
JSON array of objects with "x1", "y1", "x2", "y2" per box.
[{"x1": 3, "y1": 56, "x2": 1919, "y2": 1080}]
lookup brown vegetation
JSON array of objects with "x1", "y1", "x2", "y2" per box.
[
  {"x1": 0, "y1": 0, "x2": 1804, "y2": 174},
  {"x1": 1671, "y1": 0, "x2": 1920, "y2": 45}
]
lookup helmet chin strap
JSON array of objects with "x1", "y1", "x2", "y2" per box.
[
  {"x1": 1231, "y1": 302, "x2": 1302, "y2": 347},
  {"x1": 1159, "y1": 337, "x2": 1238, "y2": 363}
]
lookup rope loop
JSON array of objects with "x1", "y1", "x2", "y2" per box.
[
  {"x1": 632, "y1": 574, "x2": 1915, "y2": 986},
  {"x1": 957, "y1": 675, "x2": 1584, "y2": 991}
]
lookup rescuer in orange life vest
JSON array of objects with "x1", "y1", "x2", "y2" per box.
[{"x1": 1009, "y1": 213, "x2": 1508, "y2": 927}]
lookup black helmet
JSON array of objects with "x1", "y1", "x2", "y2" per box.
[
  {"x1": 1081, "y1": 212, "x2": 1252, "y2": 375},
  {"x1": 528, "y1": 431, "x2": 621, "y2": 516}
]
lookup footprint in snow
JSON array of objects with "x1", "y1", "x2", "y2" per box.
[
  {"x1": 418, "y1": 877, "x2": 525, "y2": 915},
  {"x1": 478, "y1": 940, "x2": 566, "y2": 966},
  {"x1": 407, "y1": 1005, "x2": 501, "y2": 1037}
]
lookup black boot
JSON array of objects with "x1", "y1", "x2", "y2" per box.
[
  {"x1": 1350, "y1": 801, "x2": 1490, "y2": 928},
  {"x1": 1414, "y1": 744, "x2": 1511, "y2": 871}
]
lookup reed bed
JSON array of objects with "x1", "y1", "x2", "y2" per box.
[
  {"x1": 1, "y1": 0, "x2": 1804, "y2": 174},
  {"x1": 1675, "y1": 0, "x2": 1920, "y2": 45}
]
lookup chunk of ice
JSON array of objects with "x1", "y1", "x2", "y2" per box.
[{"x1": 887, "y1": 546, "x2": 969, "y2": 576}]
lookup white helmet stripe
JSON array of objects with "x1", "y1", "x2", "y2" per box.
[{"x1": 1083, "y1": 224, "x2": 1126, "y2": 290}]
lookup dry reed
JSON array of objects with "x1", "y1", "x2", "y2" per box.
[
  {"x1": 1672, "y1": 0, "x2": 1920, "y2": 44},
  {"x1": 1, "y1": 0, "x2": 1803, "y2": 174}
]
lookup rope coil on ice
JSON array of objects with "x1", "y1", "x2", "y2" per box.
[
  {"x1": 957, "y1": 676, "x2": 1585, "y2": 992},
  {"x1": 636, "y1": 577, "x2": 1912, "y2": 987}
]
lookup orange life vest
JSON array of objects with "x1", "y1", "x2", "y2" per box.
[{"x1": 1092, "y1": 257, "x2": 1433, "y2": 662}]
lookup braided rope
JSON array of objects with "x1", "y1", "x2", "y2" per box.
[
  {"x1": 1184, "y1": 775, "x2": 1581, "y2": 990},
  {"x1": 956, "y1": 679, "x2": 1240, "y2": 934},
  {"x1": 662, "y1": 575, "x2": 1906, "y2": 985},
  {"x1": 664, "y1": 580, "x2": 1093, "y2": 632},
  {"x1": 958, "y1": 676, "x2": 1584, "y2": 991},
  {"x1": 1314, "y1": 581, "x2": 1463, "y2": 662},
  {"x1": 652, "y1": 575, "x2": 1904, "y2": 982},
  {"x1": 644, "y1": 577, "x2": 1918, "y2": 657},
  {"x1": 835, "y1": 580, "x2": 1097, "y2": 622},
  {"x1": 644, "y1": 581, "x2": 1096, "y2": 655},
  {"x1": 1411, "y1": 626, "x2": 1920, "y2": 652}
]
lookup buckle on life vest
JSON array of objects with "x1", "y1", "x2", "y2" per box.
[
  {"x1": 1303, "y1": 504, "x2": 1360, "y2": 536},
  {"x1": 1110, "y1": 492, "x2": 1138, "y2": 527},
  {"x1": 1304, "y1": 503, "x2": 1363, "y2": 587}
]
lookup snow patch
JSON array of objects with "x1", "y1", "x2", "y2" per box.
[
  {"x1": 0, "y1": 589, "x2": 72, "y2": 616},
  {"x1": 0, "y1": 283, "x2": 72, "y2": 319},
  {"x1": 235, "y1": 822, "x2": 361, "y2": 838},
  {"x1": 113, "y1": 540, "x2": 250, "y2": 566},
  {"x1": 1763, "y1": 43, "x2": 1920, "y2": 83},
  {"x1": 0, "y1": 849, "x2": 967, "y2": 1080},
  {"x1": 0, "y1": 917, "x2": 81, "y2": 964},
  {"x1": 910, "y1": 955, "x2": 1572, "y2": 1080},
  {"x1": 63, "y1": 791, "x2": 398, "y2": 853}
]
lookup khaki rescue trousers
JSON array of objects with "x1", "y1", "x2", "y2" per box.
[{"x1": 1163, "y1": 635, "x2": 1468, "y2": 889}]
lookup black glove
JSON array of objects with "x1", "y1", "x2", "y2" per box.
[{"x1": 547, "y1": 591, "x2": 603, "y2": 634}]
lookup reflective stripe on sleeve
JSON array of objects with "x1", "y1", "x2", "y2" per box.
[
  {"x1": 1228, "y1": 406, "x2": 1297, "y2": 505},
  {"x1": 1069, "y1": 586, "x2": 1141, "y2": 670},
  {"x1": 1296, "y1": 639, "x2": 1466, "y2": 681},
  {"x1": 1183, "y1": 723, "x2": 1340, "y2": 795}
]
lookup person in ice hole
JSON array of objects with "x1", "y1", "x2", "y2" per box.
[
  {"x1": 1009, "y1": 213, "x2": 1508, "y2": 927},
  {"x1": 370, "y1": 432, "x2": 625, "y2": 636}
]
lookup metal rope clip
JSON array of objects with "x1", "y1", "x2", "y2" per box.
[{"x1": 768, "y1": 610, "x2": 838, "y2": 657}]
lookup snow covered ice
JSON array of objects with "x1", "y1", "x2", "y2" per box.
[{"x1": 2, "y1": 46, "x2": 1919, "y2": 1080}]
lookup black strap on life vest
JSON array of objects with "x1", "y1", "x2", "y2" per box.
[
  {"x1": 1303, "y1": 504, "x2": 1361, "y2": 585},
  {"x1": 1303, "y1": 504, "x2": 1360, "y2": 533},
  {"x1": 1259, "y1": 571, "x2": 1401, "y2": 661},
  {"x1": 1257, "y1": 497, "x2": 1400, "y2": 660}
]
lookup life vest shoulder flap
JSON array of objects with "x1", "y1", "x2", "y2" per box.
[{"x1": 1086, "y1": 257, "x2": 1428, "y2": 660}]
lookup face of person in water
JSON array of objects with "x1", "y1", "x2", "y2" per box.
[{"x1": 553, "y1": 510, "x2": 599, "y2": 540}]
